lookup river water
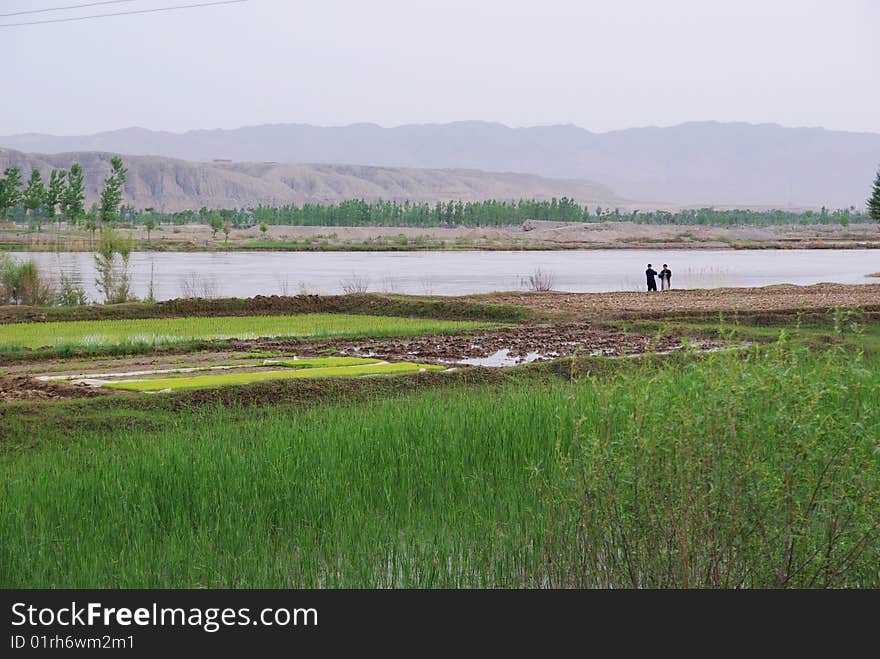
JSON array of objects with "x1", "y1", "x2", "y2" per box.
[{"x1": 11, "y1": 249, "x2": 879, "y2": 301}]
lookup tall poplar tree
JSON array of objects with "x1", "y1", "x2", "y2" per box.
[
  {"x1": 869, "y1": 165, "x2": 880, "y2": 222},
  {"x1": 63, "y1": 163, "x2": 86, "y2": 224},
  {"x1": 46, "y1": 169, "x2": 67, "y2": 220},
  {"x1": 23, "y1": 169, "x2": 46, "y2": 229},
  {"x1": 0, "y1": 166, "x2": 23, "y2": 220},
  {"x1": 99, "y1": 157, "x2": 127, "y2": 223}
]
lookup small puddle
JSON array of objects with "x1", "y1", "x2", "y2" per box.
[
  {"x1": 343, "y1": 348, "x2": 379, "y2": 358},
  {"x1": 453, "y1": 349, "x2": 556, "y2": 367},
  {"x1": 450, "y1": 342, "x2": 740, "y2": 367},
  {"x1": 37, "y1": 363, "x2": 250, "y2": 384}
]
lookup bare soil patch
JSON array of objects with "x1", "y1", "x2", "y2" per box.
[
  {"x1": 322, "y1": 323, "x2": 714, "y2": 361},
  {"x1": 0, "y1": 376, "x2": 109, "y2": 402},
  {"x1": 473, "y1": 283, "x2": 880, "y2": 320}
]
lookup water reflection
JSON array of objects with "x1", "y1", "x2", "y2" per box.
[{"x1": 12, "y1": 249, "x2": 879, "y2": 302}]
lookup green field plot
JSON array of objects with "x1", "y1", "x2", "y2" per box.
[
  {"x1": 273, "y1": 356, "x2": 383, "y2": 368},
  {"x1": 0, "y1": 314, "x2": 496, "y2": 350},
  {"x1": 103, "y1": 361, "x2": 446, "y2": 392}
]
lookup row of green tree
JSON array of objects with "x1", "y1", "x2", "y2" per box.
[
  {"x1": 244, "y1": 200, "x2": 874, "y2": 227},
  {"x1": 0, "y1": 157, "x2": 127, "y2": 228},
  {"x1": 3, "y1": 162, "x2": 879, "y2": 230},
  {"x1": 128, "y1": 199, "x2": 875, "y2": 229},
  {"x1": 0, "y1": 158, "x2": 138, "y2": 305}
]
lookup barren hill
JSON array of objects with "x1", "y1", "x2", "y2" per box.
[
  {"x1": 0, "y1": 149, "x2": 619, "y2": 212},
  {"x1": 3, "y1": 121, "x2": 879, "y2": 208}
]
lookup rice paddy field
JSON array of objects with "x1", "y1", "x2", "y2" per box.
[
  {"x1": 2, "y1": 339, "x2": 879, "y2": 588},
  {"x1": 102, "y1": 361, "x2": 447, "y2": 392},
  {"x1": 1, "y1": 291, "x2": 879, "y2": 589},
  {"x1": 0, "y1": 313, "x2": 497, "y2": 351},
  {"x1": 30, "y1": 356, "x2": 448, "y2": 393}
]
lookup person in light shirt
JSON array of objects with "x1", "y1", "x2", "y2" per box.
[{"x1": 659, "y1": 264, "x2": 672, "y2": 291}]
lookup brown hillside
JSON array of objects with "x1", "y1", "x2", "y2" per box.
[{"x1": 0, "y1": 148, "x2": 620, "y2": 212}]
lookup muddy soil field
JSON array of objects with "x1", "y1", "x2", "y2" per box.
[
  {"x1": 0, "y1": 376, "x2": 109, "y2": 402},
  {"x1": 308, "y1": 323, "x2": 712, "y2": 361},
  {"x1": 474, "y1": 283, "x2": 880, "y2": 319}
]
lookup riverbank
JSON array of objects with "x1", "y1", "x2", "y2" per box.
[
  {"x1": 4, "y1": 283, "x2": 877, "y2": 325},
  {"x1": 3, "y1": 220, "x2": 879, "y2": 252},
  {"x1": 473, "y1": 282, "x2": 880, "y2": 319}
]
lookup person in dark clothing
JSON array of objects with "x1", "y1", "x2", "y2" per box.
[
  {"x1": 659, "y1": 264, "x2": 672, "y2": 291},
  {"x1": 645, "y1": 264, "x2": 658, "y2": 291}
]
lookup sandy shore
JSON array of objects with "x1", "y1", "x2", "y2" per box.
[{"x1": 5, "y1": 220, "x2": 880, "y2": 251}]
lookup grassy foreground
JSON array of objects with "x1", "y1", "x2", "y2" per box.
[
  {"x1": 0, "y1": 313, "x2": 496, "y2": 351},
  {"x1": 2, "y1": 341, "x2": 878, "y2": 588}
]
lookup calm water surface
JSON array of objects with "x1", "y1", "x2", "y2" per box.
[{"x1": 13, "y1": 249, "x2": 879, "y2": 302}]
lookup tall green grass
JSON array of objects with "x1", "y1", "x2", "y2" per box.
[
  {"x1": 0, "y1": 313, "x2": 497, "y2": 350},
  {"x1": 1, "y1": 342, "x2": 878, "y2": 588}
]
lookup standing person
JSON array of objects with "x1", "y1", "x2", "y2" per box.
[
  {"x1": 660, "y1": 264, "x2": 672, "y2": 291},
  {"x1": 645, "y1": 264, "x2": 658, "y2": 292}
]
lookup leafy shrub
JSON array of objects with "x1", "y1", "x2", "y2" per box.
[
  {"x1": 0, "y1": 255, "x2": 56, "y2": 306},
  {"x1": 57, "y1": 273, "x2": 88, "y2": 307}
]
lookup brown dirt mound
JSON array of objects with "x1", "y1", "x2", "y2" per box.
[{"x1": 0, "y1": 376, "x2": 108, "y2": 402}]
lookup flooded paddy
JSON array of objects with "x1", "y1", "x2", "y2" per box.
[{"x1": 31, "y1": 356, "x2": 446, "y2": 393}]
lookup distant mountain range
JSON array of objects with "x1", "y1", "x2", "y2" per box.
[
  {"x1": 0, "y1": 149, "x2": 619, "y2": 212},
  {"x1": 2, "y1": 121, "x2": 879, "y2": 208}
]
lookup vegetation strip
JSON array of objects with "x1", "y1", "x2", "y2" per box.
[
  {"x1": 0, "y1": 313, "x2": 498, "y2": 350},
  {"x1": 102, "y1": 362, "x2": 447, "y2": 392},
  {"x1": 271, "y1": 356, "x2": 382, "y2": 368},
  {"x1": 38, "y1": 363, "x2": 251, "y2": 381},
  {"x1": 0, "y1": 294, "x2": 527, "y2": 324}
]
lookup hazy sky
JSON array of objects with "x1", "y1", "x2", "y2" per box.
[{"x1": 2, "y1": 0, "x2": 878, "y2": 135}]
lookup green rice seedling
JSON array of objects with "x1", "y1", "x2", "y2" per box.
[
  {"x1": 236, "y1": 350, "x2": 286, "y2": 360},
  {"x1": 0, "y1": 314, "x2": 497, "y2": 351},
  {"x1": 271, "y1": 356, "x2": 383, "y2": 369},
  {"x1": 103, "y1": 362, "x2": 446, "y2": 392}
]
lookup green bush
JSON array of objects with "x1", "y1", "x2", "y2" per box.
[{"x1": 0, "y1": 255, "x2": 56, "y2": 306}]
